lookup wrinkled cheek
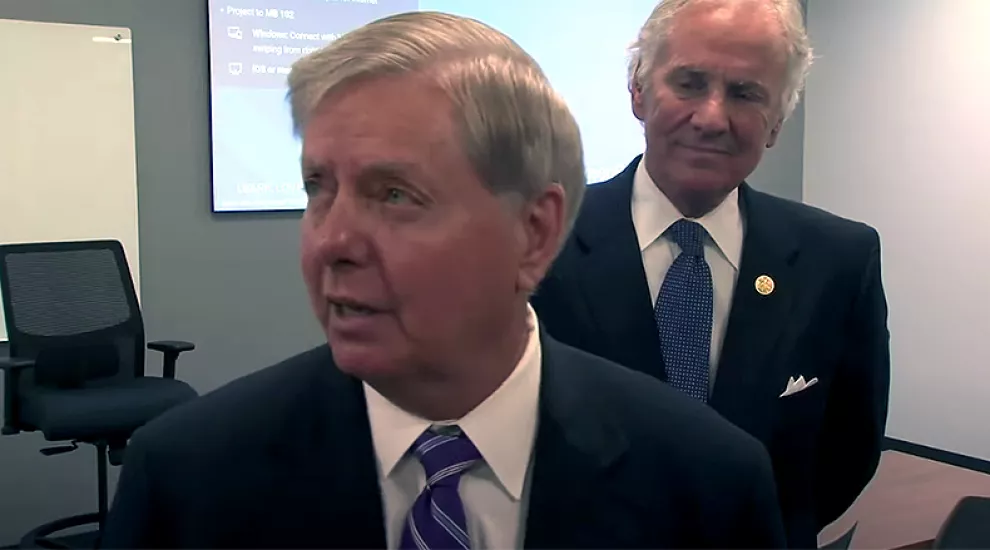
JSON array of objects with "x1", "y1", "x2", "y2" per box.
[
  {"x1": 397, "y1": 266, "x2": 472, "y2": 341},
  {"x1": 299, "y1": 244, "x2": 328, "y2": 327},
  {"x1": 733, "y1": 150, "x2": 764, "y2": 177}
]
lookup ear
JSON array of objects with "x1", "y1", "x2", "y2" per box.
[
  {"x1": 515, "y1": 184, "x2": 565, "y2": 295},
  {"x1": 766, "y1": 118, "x2": 783, "y2": 148},
  {"x1": 631, "y1": 81, "x2": 647, "y2": 122}
]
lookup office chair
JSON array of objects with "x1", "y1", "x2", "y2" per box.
[
  {"x1": 933, "y1": 496, "x2": 990, "y2": 549},
  {"x1": 0, "y1": 240, "x2": 199, "y2": 549}
]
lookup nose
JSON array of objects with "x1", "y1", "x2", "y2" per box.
[
  {"x1": 690, "y1": 90, "x2": 731, "y2": 136},
  {"x1": 311, "y1": 191, "x2": 371, "y2": 270}
]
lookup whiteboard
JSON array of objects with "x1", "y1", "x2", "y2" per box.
[
  {"x1": 803, "y1": 1, "x2": 990, "y2": 459},
  {"x1": 0, "y1": 19, "x2": 140, "y2": 342}
]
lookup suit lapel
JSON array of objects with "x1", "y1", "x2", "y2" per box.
[
  {"x1": 273, "y1": 347, "x2": 387, "y2": 548},
  {"x1": 574, "y1": 166, "x2": 800, "y2": 437},
  {"x1": 573, "y1": 157, "x2": 666, "y2": 379},
  {"x1": 524, "y1": 335, "x2": 641, "y2": 549},
  {"x1": 709, "y1": 185, "x2": 800, "y2": 439}
]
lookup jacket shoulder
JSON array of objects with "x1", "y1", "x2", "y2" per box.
[
  {"x1": 550, "y1": 340, "x2": 768, "y2": 467},
  {"x1": 128, "y1": 346, "x2": 336, "y2": 458},
  {"x1": 749, "y1": 188, "x2": 880, "y2": 249}
]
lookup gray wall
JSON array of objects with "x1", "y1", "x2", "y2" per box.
[
  {"x1": 749, "y1": 98, "x2": 805, "y2": 201},
  {"x1": 803, "y1": 0, "x2": 990, "y2": 461},
  {"x1": 0, "y1": 0, "x2": 806, "y2": 543},
  {"x1": 747, "y1": 0, "x2": 807, "y2": 201},
  {"x1": 0, "y1": 0, "x2": 322, "y2": 544}
]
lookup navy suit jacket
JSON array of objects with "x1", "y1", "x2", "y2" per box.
[
  {"x1": 531, "y1": 157, "x2": 891, "y2": 548},
  {"x1": 100, "y1": 332, "x2": 786, "y2": 549}
]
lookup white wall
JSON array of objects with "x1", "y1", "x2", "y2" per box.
[
  {"x1": 0, "y1": 19, "x2": 140, "y2": 341},
  {"x1": 804, "y1": 1, "x2": 990, "y2": 459}
]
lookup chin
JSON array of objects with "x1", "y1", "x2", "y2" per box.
[
  {"x1": 326, "y1": 336, "x2": 406, "y2": 380},
  {"x1": 669, "y1": 166, "x2": 737, "y2": 192},
  {"x1": 330, "y1": 345, "x2": 390, "y2": 379}
]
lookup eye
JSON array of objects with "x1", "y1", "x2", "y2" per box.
[
  {"x1": 669, "y1": 70, "x2": 707, "y2": 94},
  {"x1": 678, "y1": 78, "x2": 706, "y2": 91},
  {"x1": 729, "y1": 84, "x2": 766, "y2": 103},
  {"x1": 384, "y1": 187, "x2": 413, "y2": 204},
  {"x1": 303, "y1": 179, "x2": 319, "y2": 197}
]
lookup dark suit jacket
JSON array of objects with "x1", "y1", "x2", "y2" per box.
[
  {"x1": 531, "y1": 157, "x2": 891, "y2": 549},
  {"x1": 100, "y1": 333, "x2": 786, "y2": 549}
]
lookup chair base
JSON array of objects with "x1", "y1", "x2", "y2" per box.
[
  {"x1": 19, "y1": 441, "x2": 111, "y2": 549},
  {"x1": 19, "y1": 513, "x2": 101, "y2": 549}
]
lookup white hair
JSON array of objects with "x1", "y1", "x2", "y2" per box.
[
  {"x1": 627, "y1": 0, "x2": 813, "y2": 121},
  {"x1": 287, "y1": 11, "x2": 586, "y2": 242}
]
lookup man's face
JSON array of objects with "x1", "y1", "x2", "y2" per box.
[
  {"x1": 632, "y1": 2, "x2": 789, "y2": 200},
  {"x1": 299, "y1": 72, "x2": 561, "y2": 381}
]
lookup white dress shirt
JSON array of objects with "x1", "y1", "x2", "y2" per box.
[
  {"x1": 363, "y1": 305, "x2": 542, "y2": 549},
  {"x1": 631, "y1": 157, "x2": 744, "y2": 389}
]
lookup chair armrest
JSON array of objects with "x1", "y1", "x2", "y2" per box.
[
  {"x1": 147, "y1": 340, "x2": 195, "y2": 379},
  {"x1": 934, "y1": 496, "x2": 990, "y2": 548},
  {"x1": 148, "y1": 340, "x2": 195, "y2": 354},
  {"x1": 0, "y1": 357, "x2": 34, "y2": 435},
  {"x1": 0, "y1": 357, "x2": 35, "y2": 371}
]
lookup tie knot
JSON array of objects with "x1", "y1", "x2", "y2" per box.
[
  {"x1": 410, "y1": 427, "x2": 482, "y2": 487},
  {"x1": 667, "y1": 219, "x2": 708, "y2": 257}
]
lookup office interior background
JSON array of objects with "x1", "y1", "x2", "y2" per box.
[{"x1": 1, "y1": 0, "x2": 988, "y2": 547}]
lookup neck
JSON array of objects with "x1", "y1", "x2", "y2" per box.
[
  {"x1": 646, "y1": 165, "x2": 734, "y2": 218},
  {"x1": 370, "y1": 303, "x2": 532, "y2": 421}
]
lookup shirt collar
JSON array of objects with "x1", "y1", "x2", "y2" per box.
[
  {"x1": 630, "y1": 157, "x2": 744, "y2": 270},
  {"x1": 363, "y1": 304, "x2": 542, "y2": 501}
]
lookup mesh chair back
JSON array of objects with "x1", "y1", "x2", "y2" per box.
[{"x1": 0, "y1": 240, "x2": 145, "y2": 391}]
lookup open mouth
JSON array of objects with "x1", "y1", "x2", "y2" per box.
[{"x1": 330, "y1": 301, "x2": 379, "y2": 317}]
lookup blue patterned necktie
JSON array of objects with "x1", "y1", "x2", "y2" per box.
[
  {"x1": 655, "y1": 219, "x2": 714, "y2": 402},
  {"x1": 399, "y1": 427, "x2": 482, "y2": 550}
]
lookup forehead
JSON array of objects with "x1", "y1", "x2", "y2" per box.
[
  {"x1": 301, "y1": 73, "x2": 458, "y2": 172},
  {"x1": 660, "y1": 3, "x2": 788, "y2": 83}
]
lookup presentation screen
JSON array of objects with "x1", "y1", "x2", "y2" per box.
[{"x1": 208, "y1": 0, "x2": 656, "y2": 212}]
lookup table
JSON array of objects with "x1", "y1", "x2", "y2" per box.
[{"x1": 818, "y1": 450, "x2": 990, "y2": 549}]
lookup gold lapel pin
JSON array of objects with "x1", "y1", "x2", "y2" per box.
[{"x1": 755, "y1": 274, "x2": 775, "y2": 296}]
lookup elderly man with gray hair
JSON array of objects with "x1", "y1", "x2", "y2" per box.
[
  {"x1": 533, "y1": 0, "x2": 891, "y2": 548},
  {"x1": 100, "y1": 10, "x2": 786, "y2": 550}
]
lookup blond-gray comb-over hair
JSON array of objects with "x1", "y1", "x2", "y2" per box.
[
  {"x1": 287, "y1": 11, "x2": 587, "y2": 243},
  {"x1": 627, "y1": 0, "x2": 813, "y2": 122}
]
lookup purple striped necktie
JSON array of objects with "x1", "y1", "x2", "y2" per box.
[{"x1": 399, "y1": 427, "x2": 482, "y2": 550}]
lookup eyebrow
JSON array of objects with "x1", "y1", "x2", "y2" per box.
[
  {"x1": 671, "y1": 65, "x2": 770, "y2": 92},
  {"x1": 300, "y1": 156, "x2": 325, "y2": 176},
  {"x1": 301, "y1": 157, "x2": 418, "y2": 172},
  {"x1": 299, "y1": 159, "x2": 426, "y2": 189},
  {"x1": 352, "y1": 161, "x2": 425, "y2": 185},
  {"x1": 668, "y1": 64, "x2": 709, "y2": 77},
  {"x1": 358, "y1": 161, "x2": 417, "y2": 177}
]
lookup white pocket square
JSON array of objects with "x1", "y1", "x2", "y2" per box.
[{"x1": 779, "y1": 375, "x2": 819, "y2": 398}]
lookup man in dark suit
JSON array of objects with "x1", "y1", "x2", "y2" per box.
[
  {"x1": 100, "y1": 10, "x2": 785, "y2": 550},
  {"x1": 531, "y1": 1, "x2": 891, "y2": 548}
]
